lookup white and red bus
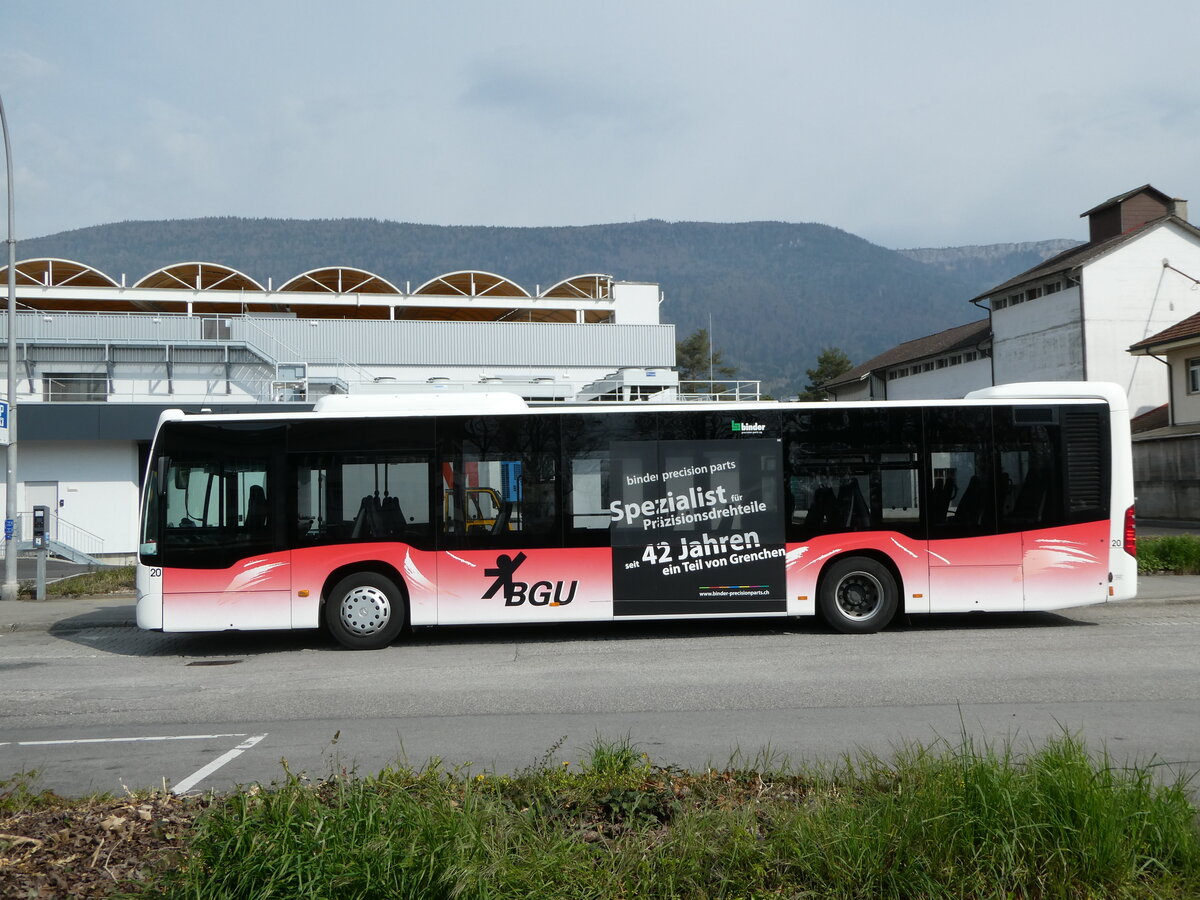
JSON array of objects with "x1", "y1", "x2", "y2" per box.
[{"x1": 136, "y1": 382, "x2": 1137, "y2": 649}]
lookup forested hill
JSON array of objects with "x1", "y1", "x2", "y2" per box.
[{"x1": 19, "y1": 218, "x2": 1073, "y2": 395}]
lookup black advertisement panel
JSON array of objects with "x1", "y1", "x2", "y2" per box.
[{"x1": 610, "y1": 438, "x2": 786, "y2": 616}]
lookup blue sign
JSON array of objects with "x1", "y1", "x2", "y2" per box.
[
  {"x1": 0, "y1": 400, "x2": 7, "y2": 428},
  {"x1": 3, "y1": 518, "x2": 12, "y2": 539}
]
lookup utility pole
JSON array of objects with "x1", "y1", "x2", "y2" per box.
[{"x1": 1, "y1": 93, "x2": 18, "y2": 602}]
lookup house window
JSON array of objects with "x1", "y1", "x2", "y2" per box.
[
  {"x1": 1188, "y1": 358, "x2": 1200, "y2": 394},
  {"x1": 921, "y1": 362, "x2": 935, "y2": 373},
  {"x1": 1044, "y1": 281, "x2": 1062, "y2": 295},
  {"x1": 1027, "y1": 286, "x2": 1043, "y2": 300},
  {"x1": 1008, "y1": 293, "x2": 1024, "y2": 305},
  {"x1": 994, "y1": 297, "x2": 1008, "y2": 310},
  {"x1": 44, "y1": 373, "x2": 107, "y2": 402},
  {"x1": 964, "y1": 351, "x2": 978, "y2": 362}
]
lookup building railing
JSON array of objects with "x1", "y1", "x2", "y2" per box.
[
  {"x1": 14, "y1": 511, "x2": 106, "y2": 558},
  {"x1": 676, "y1": 380, "x2": 763, "y2": 401}
]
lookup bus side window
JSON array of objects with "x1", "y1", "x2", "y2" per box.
[
  {"x1": 925, "y1": 407, "x2": 995, "y2": 538},
  {"x1": 291, "y1": 452, "x2": 433, "y2": 548},
  {"x1": 993, "y1": 406, "x2": 1076, "y2": 532},
  {"x1": 783, "y1": 408, "x2": 921, "y2": 541},
  {"x1": 561, "y1": 411, "x2": 656, "y2": 548},
  {"x1": 439, "y1": 414, "x2": 561, "y2": 549}
]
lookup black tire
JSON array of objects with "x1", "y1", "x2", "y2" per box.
[
  {"x1": 818, "y1": 556, "x2": 898, "y2": 634},
  {"x1": 324, "y1": 572, "x2": 406, "y2": 650}
]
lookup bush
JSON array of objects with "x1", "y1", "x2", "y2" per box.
[{"x1": 1138, "y1": 535, "x2": 1200, "y2": 575}]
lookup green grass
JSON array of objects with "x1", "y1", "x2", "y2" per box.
[
  {"x1": 1138, "y1": 534, "x2": 1200, "y2": 575},
  {"x1": 140, "y1": 733, "x2": 1200, "y2": 900},
  {"x1": 18, "y1": 564, "x2": 135, "y2": 599},
  {"x1": 0, "y1": 771, "x2": 64, "y2": 814}
]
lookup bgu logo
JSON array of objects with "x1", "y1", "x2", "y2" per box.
[{"x1": 483, "y1": 552, "x2": 578, "y2": 607}]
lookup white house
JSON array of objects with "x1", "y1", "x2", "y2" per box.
[
  {"x1": 828, "y1": 185, "x2": 1200, "y2": 419},
  {"x1": 981, "y1": 185, "x2": 1200, "y2": 418},
  {"x1": 1127, "y1": 307, "x2": 1200, "y2": 518}
]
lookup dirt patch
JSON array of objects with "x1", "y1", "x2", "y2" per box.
[{"x1": 0, "y1": 791, "x2": 205, "y2": 898}]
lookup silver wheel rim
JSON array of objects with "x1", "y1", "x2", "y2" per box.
[
  {"x1": 834, "y1": 571, "x2": 884, "y2": 620},
  {"x1": 339, "y1": 586, "x2": 392, "y2": 636}
]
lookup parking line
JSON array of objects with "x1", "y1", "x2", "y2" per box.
[{"x1": 172, "y1": 733, "x2": 268, "y2": 794}]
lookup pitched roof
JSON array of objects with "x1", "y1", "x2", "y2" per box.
[
  {"x1": 826, "y1": 318, "x2": 991, "y2": 389},
  {"x1": 1079, "y1": 184, "x2": 1172, "y2": 218},
  {"x1": 970, "y1": 214, "x2": 1200, "y2": 303},
  {"x1": 1130, "y1": 404, "x2": 1169, "y2": 434},
  {"x1": 1129, "y1": 310, "x2": 1200, "y2": 353}
]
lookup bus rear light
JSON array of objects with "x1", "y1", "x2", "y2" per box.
[{"x1": 1123, "y1": 506, "x2": 1136, "y2": 557}]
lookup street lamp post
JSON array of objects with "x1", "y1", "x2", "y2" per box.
[{"x1": 1, "y1": 93, "x2": 17, "y2": 602}]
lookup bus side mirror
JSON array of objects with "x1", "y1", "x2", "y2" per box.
[{"x1": 173, "y1": 466, "x2": 189, "y2": 490}]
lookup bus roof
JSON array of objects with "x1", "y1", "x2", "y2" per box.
[{"x1": 151, "y1": 382, "x2": 1126, "y2": 432}]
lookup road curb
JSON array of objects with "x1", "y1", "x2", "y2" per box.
[
  {"x1": 1, "y1": 594, "x2": 137, "y2": 634},
  {"x1": 5, "y1": 620, "x2": 140, "y2": 634}
]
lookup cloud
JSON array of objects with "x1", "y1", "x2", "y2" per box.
[
  {"x1": 0, "y1": 50, "x2": 57, "y2": 84},
  {"x1": 460, "y1": 60, "x2": 669, "y2": 133}
]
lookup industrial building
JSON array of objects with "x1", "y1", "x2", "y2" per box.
[{"x1": 0, "y1": 263, "x2": 715, "y2": 561}]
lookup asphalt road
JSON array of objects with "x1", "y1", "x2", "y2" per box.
[{"x1": 2, "y1": 593, "x2": 1198, "y2": 798}]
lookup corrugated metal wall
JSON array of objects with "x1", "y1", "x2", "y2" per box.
[
  {"x1": 242, "y1": 319, "x2": 676, "y2": 367},
  {"x1": 6, "y1": 314, "x2": 676, "y2": 369}
]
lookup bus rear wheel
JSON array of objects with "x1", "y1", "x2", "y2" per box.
[
  {"x1": 325, "y1": 572, "x2": 406, "y2": 650},
  {"x1": 819, "y1": 557, "x2": 898, "y2": 634}
]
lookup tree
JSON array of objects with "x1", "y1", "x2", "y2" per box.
[
  {"x1": 799, "y1": 347, "x2": 852, "y2": 401},
  {"x1": 675, "y1": 329, "x2": 738, "y2": 388}
]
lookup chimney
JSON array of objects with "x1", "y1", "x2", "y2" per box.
[{"x1": 1172, "y1": 198, "x2": 1189, "y2": 222}]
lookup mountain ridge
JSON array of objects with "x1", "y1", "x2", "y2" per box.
[{"x1": 17, "y1": 217, "x2": 1073, "y2": 395}]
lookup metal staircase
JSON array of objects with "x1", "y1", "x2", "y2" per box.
[{"x1": 14, "y1": 512, "x2": 115, "y2": 567}]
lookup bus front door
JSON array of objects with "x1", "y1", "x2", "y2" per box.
[{"x1": 160, "y1": 463, "x2": 293, "y2": 632}]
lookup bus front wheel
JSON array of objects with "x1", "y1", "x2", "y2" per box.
[
  {"x1": 324, "y1": 573, "x2": 407, "y2": 650},
  {"x1": 819, "y1": 557, "x2": 898, "y2": 634}
]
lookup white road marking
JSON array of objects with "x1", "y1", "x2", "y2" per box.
[
  {"x1": 0, "y1": 733, "x2": 248, "y2": 748},
  {"x1": 172, "y1": 733, "x2": 268, "y2": 794}
]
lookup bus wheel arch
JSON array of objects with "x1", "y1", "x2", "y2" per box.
[
  {"x1": 816, "y1": 551, "x2": 901, "y2": 634},
  {"x1": 321, "y1": 563, "x2": 408, "y2": 650}
]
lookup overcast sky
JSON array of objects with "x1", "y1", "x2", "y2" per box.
[{"x1": 3, "y1": 1, "x2": 1198, "y2": 249}]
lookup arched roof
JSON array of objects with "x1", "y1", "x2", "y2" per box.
[
  {"x1": 0, "y1": 258, "x2": 119, "y2": 288},
  {"x1": 540, "y1": 273, "x2": 613, "y2": 299},
  {"x1": 413, "y1": 270, "x2": 530, "y2": 298},
  {"x1": 278, "y1": 266, "x2": 402, "y2": 294},
  {"x1": 133, "y1": 262, "x2": 265, "y2": 291}
]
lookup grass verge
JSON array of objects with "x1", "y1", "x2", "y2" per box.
[
  {"x1": 1139, "y1": 534, "x2": 1200, "y2": 575},
  {"x1": 5, "y1": 732, "x2": 1194, "y2": 899},
  {"x1": 18, "y1": 564, "x2": 135, "y2": 599}
]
